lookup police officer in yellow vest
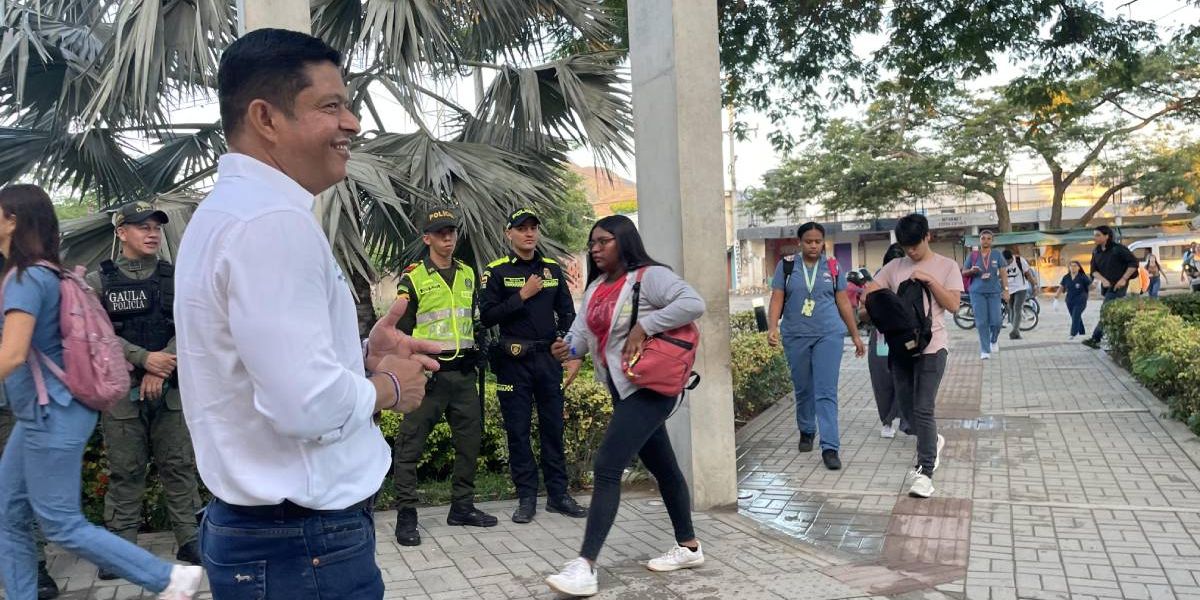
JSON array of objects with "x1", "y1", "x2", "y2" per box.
[{"x1": 392, "y1": 207, "x2": 497, "y2": 546}]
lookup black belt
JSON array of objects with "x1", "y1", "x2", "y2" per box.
[{"x1": 216, "y1": 496, "x2": 373, "y2": 520}]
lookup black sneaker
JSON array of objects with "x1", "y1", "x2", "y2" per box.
[
  {"x1": 546, "y1": 495, "x2": 588, "y2": 518},
  {"x1": 1082, "y1": 338, "x2": 1101, "y2": 349},
  {"x1": 175, "y1": 539, "x2": 201, "y2": 565},
  {"x1": 797, "y1": 432, "x2": 815, "y2": 453},
  {"x1": 1009, "y1": 331, "x2": 1021, "y2": 340},
  {"x1": 447, "y1": 503, "x2": 498, "y2": 528},
  {"x1": 37, "y1": 562, "x2": 59, "y2": 600},
  {"x1": 512, "y1": 497, "x2": 537, "y2": 524},
  {"x1": 821, "y1": 449, "x2": 842, "y2": 470},
  {"x1": 395, "y1": 507, "x2": 421, "y2": 546}
]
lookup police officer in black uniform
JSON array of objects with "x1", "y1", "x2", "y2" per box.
[{"x1": 480, "y1": 208, "x2": 587, "y2": 523}]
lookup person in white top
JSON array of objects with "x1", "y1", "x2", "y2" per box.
[
  {"x1": 174, "y1": 29, "x2": 439, "y2": 599},
  {"x1": 1002, "y1": 249, "x2": 1037, "y2": 340}
]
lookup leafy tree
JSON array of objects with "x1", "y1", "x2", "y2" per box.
[
  {"x1": 539, "y1": 168, "x2": 595, "y2": 255},
  {"x1": 1079, "y1": 135, "x2": 1200, "y2": 226},
  {"x1": 609, "y1": 198, "x2": 637, "y2": 215}
]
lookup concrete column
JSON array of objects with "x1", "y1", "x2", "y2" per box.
[
  {"x1": 628, "y1": 0, "x2": 738, "y2": 510},
  {"x1": 237, "y1": 0, "x2": 310, "y2": 35}
]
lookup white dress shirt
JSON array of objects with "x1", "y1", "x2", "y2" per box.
[{"x1": 174, "y1": 153, "x2": 389, "y2": 510}]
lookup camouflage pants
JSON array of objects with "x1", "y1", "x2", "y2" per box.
[
  {"x1": 0, "y1": 404, "x2": 49, "y2": 564},
  {"x1": 100, "y1": 386, "x2": 200, "y2": 546}
]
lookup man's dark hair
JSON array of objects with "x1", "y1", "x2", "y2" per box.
[
  {"x1": 1002, "y1": 249, "x2": 1014, "y2": 261},
  {"x1": 895, "y1": 213, "x2": 929, "y2": 247},
  {"x1": 1094, "y1": 225, "x2": 1115, "y2": 245},
  {"x1": 218, "y1": 28, "x2": 342, "y2": 138}
]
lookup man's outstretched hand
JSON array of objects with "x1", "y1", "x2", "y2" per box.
[{"x1": 366, "y1": 296, "x2": 442, "y2": 373}]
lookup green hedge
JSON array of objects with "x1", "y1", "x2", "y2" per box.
[
  {"x1": 82, "y1": 311, "x2": 793, "y2": 527},
  {"x1": 1100, "y1": 294, "x2": 1200, "y2": 434}
]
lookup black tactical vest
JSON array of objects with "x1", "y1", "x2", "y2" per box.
[{"x1": 100, "y1": 259, "x2": 175, "y2": 353}]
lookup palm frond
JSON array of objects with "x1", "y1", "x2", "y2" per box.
[
  {"x1": 468, "y1": 51, "x2": 630, "y2": 167},
  {"x1": 135, "y1": 124, "x2": 224, "y2": 194},
  {"x1": 453, "y1": 0, "x2": 611, "y2": 63},
  {"x1": 0, "y1": 125, "x2": 52, "y2": 184},
  {"x1": 42, "y1": 128, "x2": 145, "y2": 206}
]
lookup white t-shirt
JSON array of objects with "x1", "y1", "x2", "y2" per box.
[{"x1": 1006, "y1": 256, "x2": 1030, "y2": 292}]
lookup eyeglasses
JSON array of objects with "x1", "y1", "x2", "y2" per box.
[{"x1": 586, "y1": 237, "x2": 615, "y2": 250}]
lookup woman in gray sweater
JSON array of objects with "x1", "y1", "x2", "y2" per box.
[{"x1": 546, "y1": 215, "x2": 706, "y2": 597}]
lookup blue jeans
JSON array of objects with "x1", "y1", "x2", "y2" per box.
[
  {"x1": 783, "y1": 334, "x2": 844, "y2": 451},
  {"x1": 200, "y1": 498, "x2": 384, "y2": 599},
  {"x1": 1090, "y1": 289, "x2": 1128, "y2": 342},
  {"x1": 0, "y1": 400, "x2": 172, "y2": 597},
  {"x1": 1068, "y1": 299, "x2": 1088, "y2": 337},
  {"x1": 1148, "y1": 276, "x2": 1162, "y2": 298},
  {"x1": 969, "y1": 291, "x2": 1003, "y2": 352}
]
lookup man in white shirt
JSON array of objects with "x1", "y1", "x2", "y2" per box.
[{"x1": 174, "y1": 29, "x2": 439, "y2": 598}]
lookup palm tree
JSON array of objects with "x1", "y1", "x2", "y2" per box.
[{"x1": 0, "y1": 0, "x2": 631, "y2": 332}]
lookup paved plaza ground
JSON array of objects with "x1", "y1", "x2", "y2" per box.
[{"x1": 19, "y1": 298, "x2": 1200, "y2": 599}]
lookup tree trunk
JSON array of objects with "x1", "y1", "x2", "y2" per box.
[
  {"x1": 350, "y1": 268, "x2": 377, "y2": 339},
  {"x1": 1073, "y1": 181, "x2": 1134, "y2": 229},
  {"x1": 992, "y1": 189, "x2": 1013, "y2": 232},
  {"x1": 1050, "y1": 186, "x2": 1066, "y2": 230}
]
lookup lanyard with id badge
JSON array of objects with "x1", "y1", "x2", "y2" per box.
[
  {"x1": 799, "y1": 259, "x2": 819, "y2": 317},
  {"x1": 979, "y1": 251, "x2": 993, "y2": 280}
]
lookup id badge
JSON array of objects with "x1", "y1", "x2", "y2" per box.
[
  {"x1": 801, "y1": 298, "x2": 815, "y2": 317},
  {"x1": 981, "y1": 271, "x2": 991, "y2": 280}
]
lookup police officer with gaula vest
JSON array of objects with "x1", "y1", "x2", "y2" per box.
[
  {"x1": 479, "y1": 208, "x2": 588, "y2": 524},
  {"x1": 392, "y1": 207, "x2": 498, "y2": 546},
  {"x1": 84, "y1": 202, "x2": 201, "y2": 579}
]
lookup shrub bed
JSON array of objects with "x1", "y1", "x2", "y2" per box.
[{"x1": 1100, "y1": 294, "x2": 1200, "y2": 435}]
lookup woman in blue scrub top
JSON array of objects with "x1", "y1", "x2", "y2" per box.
[{"x1": 766, "y1": 222, "x2": 865, "y2": 471}]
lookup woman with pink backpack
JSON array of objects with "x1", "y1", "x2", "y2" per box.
[{"x1": 0, "y1": 185, "x2": 202, "y2": 599}]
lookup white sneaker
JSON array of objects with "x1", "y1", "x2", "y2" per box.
[
  {"x1": 991, "y1": 342, "x2": 999, "y2": 353},
  {"x1": 909, "y1": 469, "x2": 935, "y2": 498},
  {"x1": 546, "y1": 557, "x2": 598, "y2": 597},
  {"x1": 881, "y1": 423, "x2": 896, "y2": 438},
  {"x1": 647, "y1": 542, "x2": 705, "y2": 572},
  {"x1": 933, "y1": 434, "x2": 945, "y2": 472},
  {"x1": 158, "y1": 566, "x2": 203, "y2": 600},
  {"x1": 980, "y1": 352, "x2": 990, "y2": 360}
]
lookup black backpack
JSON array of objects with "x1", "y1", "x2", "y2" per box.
[{"x1": 864, "y1": 279, "x2": 933, "y2": 363}]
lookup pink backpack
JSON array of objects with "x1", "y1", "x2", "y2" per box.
[{"x1": 1, "y1": 262, "x2": 131, "y2": 412}]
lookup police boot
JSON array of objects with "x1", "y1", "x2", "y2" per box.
[
  {"x1": 447, "y1": 502, "x2": 498, "y2": 528},
  {"x1": 97, "y1": 566, "x2": 121, "y2": 581},
  {"x1": 395, "y1": 507, "x2": 421, "y2": 547},
  {"x1": 37, "y1": 561, "x2": 60, "y2": 600},
  {"x1": 511, "y1": 497, "x2": 537, "y2": 524},
  {"x1": 175, "y1": 539, "x2": 201, "y2": 565},
  {"x1": 547, "y1": 495, "x2": 588, "y2": 518}
]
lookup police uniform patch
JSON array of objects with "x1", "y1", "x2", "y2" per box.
[
  {"x1": 510, "y1": 343, "x2": 523, "y2": 356},
  {"x1": 480, "y1": 272, "x2": 489, "y2": 288},
  {"x1": 543, "y1": 267, "x2": 551, "y2": 279}
]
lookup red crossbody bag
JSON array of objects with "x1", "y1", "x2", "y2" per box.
[{"x1": 620, "y1": 268, "x2": 701, "y2": 397}]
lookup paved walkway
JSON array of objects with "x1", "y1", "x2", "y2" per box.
[{"x1": 18, "y1": 300, "x2": 1200, "y2": 599}]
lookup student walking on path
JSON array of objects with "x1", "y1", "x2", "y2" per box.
[
  {"x1": 766, "y1": 222, "x2": 865, "y2": 470},
  {"x1": 1003, "y1": 249, "x2": 1036, "y2": 340},
  {"x1": 1054, "y1": 261, "x2": 1092, "y2": 339},
  {"x1": 868, "y1": 244, "x2": 908, "y2": 438},
  {"x1": 1083, "y1": 225, "x2": 1139, "y2": 349},
  {"x1": 962, "y1": 230, "x2": 1009, "y2": 359},
  {"x1": 0, "y1": 185, "x2": 203, "y2": 600},
  {"x1": 545, "y1": 215, "x2": 706, "y2": 597}
]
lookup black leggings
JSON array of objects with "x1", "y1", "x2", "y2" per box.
[{"x1": 579, "y1": 385, "x2": 695, "y2": 561}]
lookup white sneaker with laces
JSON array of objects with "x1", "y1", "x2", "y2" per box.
[
  {"x1": 980, "y1": 352, "x2": 990, "y2": 360},
  {"x1": 909, "y1": 468, "x2": 935, "y2": 498},
  {"x1": 158, "y1": 565, "x2": 203, "y2": 600},
  {"x1": 881, "y1": 423, "x2": 896, "y2": 438},
  {"x1": 546, "y1": 557, "x2": 598, "y2": 597},
  {"x1": 933, "y1": 433, "x2": 945, "y2": 472},
  {"x1": 647, "y1": 542, "x2": 705, "y2": 572}
]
